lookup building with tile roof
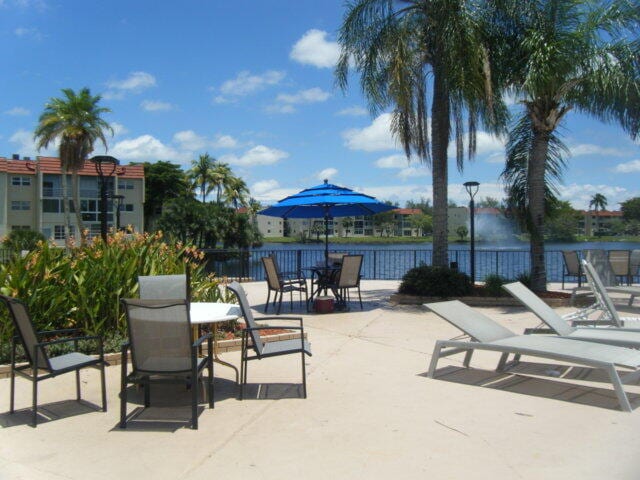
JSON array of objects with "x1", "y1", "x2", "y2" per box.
[{"x1": 0, "y1": 155, "x2": 145, "y2": 243}]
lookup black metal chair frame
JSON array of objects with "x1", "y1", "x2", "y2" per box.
[
  {"x1": 562, "y1": 250, "x2": 586, "y2": 289},
  {"x1": 262, "y1": 255, "x2": 308, "y2": 314},
  {"x1": 227, "y1": 281, "x2": 311, "y2": 400},
  {"x1": 1, "y1": 295, "x2": 107, "y2": 427},
  {"x1": 326, "y1": 254, "x2": 364, "y2": 310},
  {"x1": 120, "y1": 299, "x2": 214, "y2": 430}
]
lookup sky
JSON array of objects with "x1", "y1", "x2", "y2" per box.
[{"x1": 1, "y1": 0, "x2": 639, "y2": 211}]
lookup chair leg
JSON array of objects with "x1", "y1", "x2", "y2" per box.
[
  {"x1": 191, "y1": 372, "x2": 198, "y2": 430},
  {"x1": 428, "y1": 342, "x2": 443, "y2": 378},
  {"x1": 264, "y1": 290, "x2": 271, "y2": 313},
  {"x1": 120, "y1": 358, "x2": 128, "y2": 428},
  {"x1": 32, "y1": 376, "x2": 38, "y2": 427},
  {"x1": 607, "y1": 365, "x2": 632, "y2": 412},
  {"x1": 76, "y1": 369, "x2": 81, "y2": 401},
  {"x1": 100, "y1": 362, "x2": 107, "y2": 412},
  {"x1": 9, "y1": 367, "x2": 15, "y2": 414},
  {"x1": 144, "y1": 378, "x2": 150, "y2": 407},
  {"x1": 301, "y1": 350, "x2": 307, "y2": 399},
  {"x1": 277, "y1": 291, "x2": 283, "y2": 315},
  {"x1": 357, "y1": 285, "x2": 363, "y2": 310},
  {"x1": 208, "y1": 356, "x2": 214, "y2": 409}
]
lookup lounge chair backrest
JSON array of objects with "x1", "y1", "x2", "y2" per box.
[
  {"x1": 121, "y1": 298, "x2": 193, "y2": 374},
  {"x1": 0, "y1": 295, "x2": 51, "y2": 370},
  {"x1": 608, "y1": 250, "x2": 630, "y2": 276},
  {"x1": 581, "y1": 260, "x2": 623, "y2": 327},
  {"x1": 328, "y1": 252, "x2": 347, "y2": 266},
  {"x1": 585, "y1": 249, "x2": 617, "y2": 286},
  {"x1": 336, "y1": 255, "x2": 363, "y2": 288},
  {"x1": 502, "y1": 282, "x2": 575, "y2": 336},
  {"x1": 630, "y1": 249, "x2": 640, "y2": 277},
  {"x1": 262, "y1": 256, "x2": 281, "y2": 290},
  {"x1": 139, "y1": 274, "x2": 188, "y2": 300},
  {"x1": 227, "y1": 281, "x2": 264, "y2": 355},
  {"x1": 425, "y1": 300, "x2": 516, "y2": 343},
  {"x1": 562, "y1": 250, "x2": 581, "y2": 276}
]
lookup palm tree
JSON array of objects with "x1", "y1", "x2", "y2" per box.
[
  {"x1": 498, "y1": 0, "x2": 639, "y2": 291},
  {"x1": 210, "y1": 162, "x2": 232, "y2": 204},
  {"x1": 223, "y1": 176, "x2": 250, "y2": 209},
  {"x1": 34, "y1": 88, "x2": 112, "y2": 244},
  {"x1": 336, "y1": 0, "x2": 506, "y2": 267},
  {"x1": 590, "y1": 193, "x2": 608, "y2": 235},
  {"x1": 188, "y1": 153, "x2": 215, "y2": 202}
]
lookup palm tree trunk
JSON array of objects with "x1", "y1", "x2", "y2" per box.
[
  {"x1": 61, "y1": 170, "x2": 73, "y2": 246},
  {"x1": 528, "y1": 130, "x2": 550, "y2": 291},
  {"x1": 71, "y1": 171, "x2": 86, "y2": 244},
  {"x1": 431, "y1": 70, "x2": 450, "y2": 268}
]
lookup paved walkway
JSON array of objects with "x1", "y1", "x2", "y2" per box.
[{"x1": 1, "y1": 280, "x2": 640, "y2": 479}]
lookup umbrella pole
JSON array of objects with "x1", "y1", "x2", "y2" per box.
[{"x1": 324, "y1": 213, "x2": 329, "y2": 268}]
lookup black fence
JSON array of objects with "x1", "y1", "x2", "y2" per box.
[{"x1": 201, "y1": 248, "x2": 569, "y2": 282}]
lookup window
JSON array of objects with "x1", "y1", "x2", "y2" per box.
[
  {"x1": 43, "y1": 199, "x2": 61, "y2": 213},
  {"x1": 11, "y1": 201, "x2": 30, "y2": 210},
  {"x1": 11, "y1": 225, "x2": 31, "y2": 231},
  {"x1": 123, "y1": 204, "x2": 134, "y2": 212},
  {"x1": 118, "y1": 179, "x2": 135, "y2": 190},
  {"x1": 12, "y1": 176, "x2": 31, "y2": 186},
  {"x1": 54, "y1": 225, "x2": 68, "y2": 240}
]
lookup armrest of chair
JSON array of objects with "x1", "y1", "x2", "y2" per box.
[
  {"x1": 37, "y1": 328, "x2": 83, "y2": 339},
  {"x1": 192, "y1": 332, "x2": 212, "y2": 348},
  {"x1": 36, "y1": 334, "x2": 102, "y2": 348},
  {"x1": 245, "y1": 325, "x2": 303, "y2": 332}
]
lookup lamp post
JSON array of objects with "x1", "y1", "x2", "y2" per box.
[
  {"x1": 109, "y1": 194, "x2": 125, "y2": 231},
  {"x1": 90, "y1": 156, "x2": 119, "y2": 242},
  {"x1": 463, "y1": 181, "x2": 480, "y2": 283}
]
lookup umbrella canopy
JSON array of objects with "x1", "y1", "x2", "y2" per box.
[{"x1": 259, "y1": 180, "x2": 396, "y2": 266}]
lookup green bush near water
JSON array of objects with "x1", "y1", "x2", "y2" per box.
[
  {"x1": 399, "y1": 264, "x2": 472, "y2": 298},
  {"x1": 0, "y1": 231, "x2": 231, "y2": 363}
]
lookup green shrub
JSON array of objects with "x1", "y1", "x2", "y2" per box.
[
  {"x1": 515, "y1": 272, "x2": 532, "y2": 288},
  {"x1": 0, "y1": 231, "x2": 228, "y2": 353},
  {"x1": 482, "y1": 274, "x2": 509, "y2": 297},
  {"x1": 398, "y1": 264, "x2": 472, "y2": 298},
  {"x1": 2, "y1": 229, "x2": 46, "y2": 253}
]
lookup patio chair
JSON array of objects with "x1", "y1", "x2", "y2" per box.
[
  {"x1": 226, "y1": 281, "x2": 311, "y2": 400},
  {"x1": 585, "y1": 249, "x2": 617, "y2": 286},
  {"x1": 425, "y1": 300, "x2": 640, "y2": 412},
  {"x1": 261, "y1": 255, "x2": 308, "y2": 314},
  {"x1": 0, "y1": 295, "x2": 107, "y2": 427},
  {"x1": 609, "y1": 250, "x2": 631, "y2": 286},
  {"x1": 630, "y1": 249, "x2": 640, "y2": 284},
  {"x1": 327, "y1": 252, "x2": 347, "y2": 266},
  {"x1": 326, "y1": 254, "x2": 364, "y2": 310},
  {"x1": 581, "y1": 260, "x2": 640, "y2": 327},
  {"x1": 561, "y1": 250, "x2": 585, "y2": 289},
  {"x1": 138, "y1": 273, "x2": 189, "y2": 301},
  {"x1": 120, "y1": 298, "x2": 213, "y2": 429},
  {"x1": 503, "y1": 282, "x2": 640, "y2": 347}
]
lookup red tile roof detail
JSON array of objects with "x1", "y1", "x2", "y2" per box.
[
  {"x1": 580, "y1": 210, "x2": 622, "y2": 217},
  {"x1": 0, "y1": 156, "x2": 144, "y2": 179},
  {"x1": 393, "y1": 208, "x2": 422, "y2": 215},
  {"x1": 475, "y1": 207, "x2": 501, "y2": 215}
]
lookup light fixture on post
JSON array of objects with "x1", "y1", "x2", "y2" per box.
[
  {"x1": 90, "y1": 155, "x2": 119, "y2": 242},
  {"x1": 109, "y1": 193, "x2": 125, "y2": 231},
  {"x1": 463, "y1": 181, "x2": 480, "y2": 283}
]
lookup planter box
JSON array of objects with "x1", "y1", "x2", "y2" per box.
[
  {"x1": 390, "y1": 293, "x2": 571, "y2": 308},
  {"x1": 0, "y1": 331, "x2": 305, "y2": 379}
]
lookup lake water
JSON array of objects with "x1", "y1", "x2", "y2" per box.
[{"x1": 206, "y1": 241, "x2": 640, "y2": 282}]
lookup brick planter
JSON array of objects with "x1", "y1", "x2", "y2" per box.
[
  {"x1": 0, "y1": 331, "x2": 305, "y2": 379},
  {"x1": 390, "y1": 293, "x2": 571, "y2": 308}
]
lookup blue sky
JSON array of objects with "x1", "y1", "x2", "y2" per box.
[{"x1": 1, "y1": 0, "x2": 639, "y2": 210}]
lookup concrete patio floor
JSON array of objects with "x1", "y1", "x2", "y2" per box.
[{"x1": 1, "y1": 280, "x2": 640, "y2": 479}]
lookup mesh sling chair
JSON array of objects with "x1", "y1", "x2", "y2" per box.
[
  {"x1": 0, "y1": 295, "x2": 107, "y2": 427},
  {"x1": 261, "y1": 255, "x2": 308, "y2": 314},
  {"x1": 561, "y1": 250, "x2": 585, "y2": 289},
  {"x1": 120, "y1": 299, "x2": 213, "y2": 430},
  {"x1": 226, "y1": 281, "x2": 311, "y2": 399},
  {"x1": 138, "y1": 273, "x2": 189, "y2": 301},
  {"x1": 326, "y1": 254, "x2": 364, "y2": 310}
]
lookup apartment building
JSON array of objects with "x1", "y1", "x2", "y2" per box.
[
  {"x1": 579, "y1": 210, "x2": 623, "y2": 236},
  {"x1": 0, "y1": 155, "x2": 144, "y2": 243}
]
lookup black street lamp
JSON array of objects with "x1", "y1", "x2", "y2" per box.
[
  {"x1": 90, "y1": 155, "x2": 119, "y2": 241},
  {"x1": 109, "y1": 193, "x2": 125, "y2": 231},
  {"x1": 464, "y1": 181, "x2": 480, "y2": 283}
]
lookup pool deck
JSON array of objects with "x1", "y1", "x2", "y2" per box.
[{"x1": 1, "y1": 280, "x2": 640, "y2": 479}]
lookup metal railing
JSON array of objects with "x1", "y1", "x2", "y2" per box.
[{"x1": 201, "y1": 248, "x2": 572, "y2": 282}]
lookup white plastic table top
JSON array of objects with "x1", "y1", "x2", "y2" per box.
[{"x1": 190, "y1": 302, "x2": 241, "y2": 325}]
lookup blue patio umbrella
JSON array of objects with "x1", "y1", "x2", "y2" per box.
[{"x1": 259, "y1": 179, "x2": 396, "y2": 267}]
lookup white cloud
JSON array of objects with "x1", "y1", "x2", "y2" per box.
[
  {"x1": 4, "y1": 106, "x2": 30, "y2": 116},
  {"x1": 447, "y1": 131, "x2": 506, "y2": 158},
  {"x1": 9, "y1": 128, "x2": 56, "y2": 156},
  {"x1": 252, "y1": 179, "x2": 280, "y2": 195},
  {"x1": 104, "y1": 71, "x2": 156, "y2": 99},
  {"x1": 613, "y1": 159, "x2": 640, "y2": 173},
  {"x1": 570, "y1": 143, "x2": 628, "y2": 157},
  {"x1": 336, "y1": 106, "x2": 367, "y2": 117},
  {"x1": 343, "y1": 113, "x2": 398, "y2": 152},
  {"x1": 110, "y1": 122, "x2": 128, "y2": 137},
  {"x1": 221, "y1": 145, "x2": 289, "y2": 167},
  {"x1": 559, "y1": 183, "x2": 632, "y2": 209},
  {"x1": 290, "y1": 29, "x2": 340, "y2": 68},
  {"x1": 397, "y1": 166, "x2": 430, "y2": 180},
  {"x1": 375, "y1": 154, "x2": 409, "y2": 169},
  {"x1": 14, "y1": 26, "x2": 41, "y2": 39},
  {"x1": 316, "y1": 168, "x2": 337, "y2": 181},
  {"x1": 110, "y1": 135, "x2": 184, "y2": 162},
  {"x1": 173, "y1": 130, "x2": 239, "y2": 151},
  {"x1": 251, "y1": 180, "x2": 298, "y2": 204},
  {"x1": 214, "y1": 70, "x2": 285, "y2": 103},
  {"x1": 140, "y1": 100, "x2": 173, "y2": 112},
  {"x1": 268, "y1": 87, "x2": 331, "y2": 114}
]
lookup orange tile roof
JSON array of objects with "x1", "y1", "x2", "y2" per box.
[
  {"x1": 580, "y1": 210, "x2": 622, "y2": 217},
  {"x1": 476, "y1": 207, "x2": 502, "y2": 215},
  {"x1": 0, "y1": 156, "x2": 144, "y2": 179},
  {"x1": 393, "y1": 208, "x2": 422, "y2": 215}
]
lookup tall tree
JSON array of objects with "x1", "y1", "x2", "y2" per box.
[
  {"x1": 589, "y1": 193, "x2": 608, "y2": 235},
  {"x1": 223, "y1": 175, "x2": 250, "y2": 209},
  {"x1": 34, "y1": 88, "x2": 112, "y2": 244},
  {"x1": 188, "y1": 153, "x2": 215, "y2": 202},
  {"x1": 498, "y1": 0, "x2": 640, "y2": 291},
  {"x1": 211, "y1": 161, "x2": 233, "y2": 204},
  {"x1": 337, "y1": 0, "x2": 506, "y2": 266},
  {"x1": 138, "y1": 161, "x2": 190, "y2": 231}
]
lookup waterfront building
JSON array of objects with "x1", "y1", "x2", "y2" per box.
[
  {"x1": 579, "y1": 210, "x2": 623, "y2": 236},
  {"x1": 0, "y1": 155, "x2": 145, "y2": 244}
]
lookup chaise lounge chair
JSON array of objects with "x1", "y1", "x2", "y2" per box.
[
  {"x1": 425, "y1": 300, "x2": 640, "y2": 411},
  {"x1": 502, "y1": 282, "x2": 640, "y2": 347}
]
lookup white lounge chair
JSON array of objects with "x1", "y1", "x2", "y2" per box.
[
  {"x1": 503, "y1": 282, "x2": 640, "y2": 347},
  {"x1": 581, "y1": 260, "x2": 640, "y2": 327},
  {"x1": 425, "y1": 300, "x2": 640, "y2": 412}
]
